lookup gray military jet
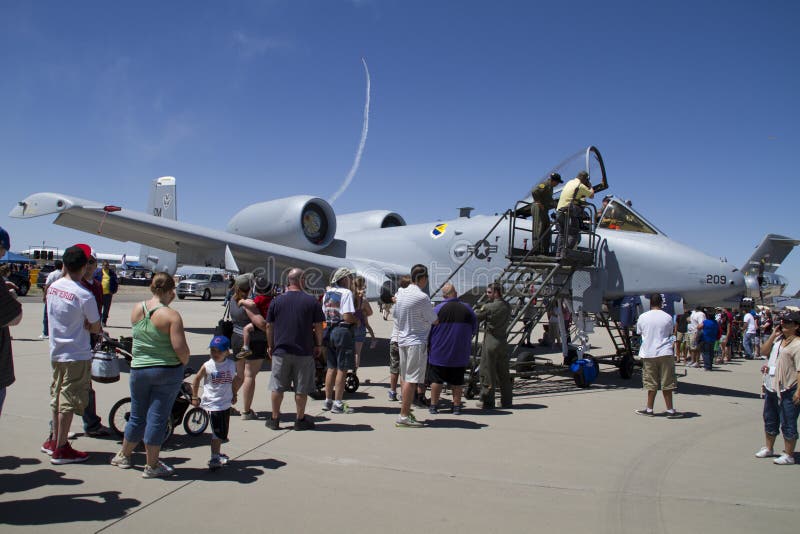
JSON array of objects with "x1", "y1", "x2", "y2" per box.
[{"x1": 8, "y1": 147, "x2": 793, "y2": 307}]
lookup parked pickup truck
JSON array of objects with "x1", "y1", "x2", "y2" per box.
[{"x1": 176, "y1": 273, "x2": 228, "y2": 301}]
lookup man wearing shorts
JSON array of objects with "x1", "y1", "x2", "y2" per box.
[
  {"x1": 43, "y1": 245, "x2": 102, "y2": 463},
  {"x1": 635, "y1": 293, "x2": 681, "y2": 418},
  {"x1": 427, "y1": 283, "x2": 476, "y2": 415},
  {"x1": 392, "y1": 265, "x2": 438, "y2": 427},
  {"x1": 266, "y1": 268, "x2": 325, "y2": 430},
  {"x1": 322, "y1": 267, "x2": 357, "y2": 414}
]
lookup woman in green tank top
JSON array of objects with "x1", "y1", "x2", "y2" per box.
[{"x1": 111, "y1": 273, "x2": 190, "y2": 478}]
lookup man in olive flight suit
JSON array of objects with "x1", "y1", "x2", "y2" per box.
[
  {"x1": 530, "y1": 172, "x2": 563, "y2": 255},
  {"x1": 476, "y1": 282, "x2": 513, "y2": 409}
]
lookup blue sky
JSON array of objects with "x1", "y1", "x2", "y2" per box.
[{"x1": 2, "y1": 1, "x2": 799, "y2": 292}]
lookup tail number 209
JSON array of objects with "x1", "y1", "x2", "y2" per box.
[{"x1": 706, "y1": 274, "x2": 727, "y2": 285}]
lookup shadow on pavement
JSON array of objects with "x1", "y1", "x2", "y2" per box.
[
  {"x1": 0, "y1": 456, "x2": 40, "y2": 470},
  {"x1": 675, "y1": 382, "x2": 761, "y2": 399},
  {"x1": 171, "y1": 458, "x2": 287, "y2": 483},
  {"x1": 314, "y1": 423, "x2": 375, "y2": 432},
  {"x1": 425, "y1": 418, "x2": 488, "y2": 430},
  {"x1": 0, "y1": 469, "x2": 83, "y2": 494},
  {"x1": 0, "y1": 491, "x2": 140, "y2": 525}
]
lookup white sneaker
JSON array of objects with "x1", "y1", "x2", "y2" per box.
[
  {"x1": 38, "y1": 334, "x2": 48, "y2": 340},
  {"x1": 755, "y1": 446, "x2": 775, "y2": 458},
  {"x1": 322, "y1": 399, "x2": 333, "y2": 411},
  {"x1": 142, "y1": 461, "x2": 175, "y2": 478},
  {"x1": 773, "y1": 453, "x2": 796, "y2": 465}
]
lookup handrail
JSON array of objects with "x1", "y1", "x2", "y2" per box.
[{"x1": 430, "y1": 209, "x2": 512, "y2": 300}]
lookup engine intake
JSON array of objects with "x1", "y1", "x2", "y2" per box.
[{"x1": 226, "y1": 196, "x2": 337, "y2": 251}]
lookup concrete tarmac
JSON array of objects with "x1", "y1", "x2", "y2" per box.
[{"x1": 1, "y1": 289, "x2": 797, "y2": 533}]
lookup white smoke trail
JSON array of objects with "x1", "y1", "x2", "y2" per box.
[{"x1": 329, "y1": 57, "x2": 370, "y2": 204}]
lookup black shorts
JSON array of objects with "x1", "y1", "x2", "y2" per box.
[
  {"x1": 427, "y1": 364, "x2": 466, "y2": 386},
  {"x1": 209, "y1": 408, "x2": 231, "y2": 442},
  {"x1": 231, "y1": 332, "x2": 267, "y2": 360}
]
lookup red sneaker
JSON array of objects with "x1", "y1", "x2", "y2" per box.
[
  {"x1": 41, "y1": 438, "x2": 56, "y2": 456},
  {"x1": 50, "y1": 442, "x2": 89, "y2": 464}
]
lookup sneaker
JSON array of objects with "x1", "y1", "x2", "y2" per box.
[
  {"x1": 395, "y1": 413, "x2": 424, "y2": 428},
  {"x1": 235, "y1": 348, "x2": 252, "y2": 360},
  {"x1": 142, "y1": 461, "x2": 175, "y2": 478},
  {"x1": 412, "y1": 396, "x2": 429, "y2": 409},
  {"x1": 41, "y1": 438, "x2": 56, "y2": 456},
  {"x1": 208, "y1": 456, "x2": 223, "y2": 471},
  {"x1": 387, "y1": 390, "x2": 398, "y2": 402},
  {"x1": 452, "y1": 405, "x2": 462, "y2": 415},
  {"x1": 665, "y1": 410, "x2": 683, "y2": 419},
  {"x1": 241, "y1": 410, "x2": 257, "y2": 421},
  {"x1": 51, "y1": 443, "x2": 89, "y2": 465},
  {"x1": 322, "y1": 399, "x2": 333, "y2": 411},
  {"x1": 265, "y1": 417, "x2": 280, "y2": 430},
  {"x1": 110, "y1": 450, "x2": 133, "y2": 469},
  {"x1": 331, "y1": 402, "x2": 353, "y2": 414},
  {"x1": 428, "y1": 405, "x2": 439, "y2": 414},
  {"x1": 755, "y1": 446, "x2": 775, "y2": 458},
  {"x1": 634, "y1": 408, "x2": 654, "y2": 417},
  {"x1": 85, "y1": 426, "x2": 111, "y2": 437},
  {"x1": 67, "y1": 431, "x2": 78, "y2": 439},
  {"x1": 219, "y1": 453, "x2": 230, "y2": 465},
  {"x1": 294, "y1": 416, "x2": 316, "y2": 431},
  {"x1": 773, "y1": 453, "x2": 796, "y2": 465},
  {"x1": 38, "y1": 334, "x2": 49, "y2": 340}
]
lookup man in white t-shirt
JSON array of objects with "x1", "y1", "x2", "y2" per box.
[
  {"x1": 42, "y1": 245, "x2": 102, "y2": 464},
  {"x1": 686, "y1": 306, "x2": 706, "y2": 368},
  {"x1": 635, "y1": 293, "x2": 681, "y2": 418},
  {"x1": 322, "y1": 267, "x2": 358, "y2": 414},
  {"x1": 743, "y1": 309, "x2": 758, "y2": 359},
  {"x1": 392, "y1": 265, "x2": 438, "y2": 428}
]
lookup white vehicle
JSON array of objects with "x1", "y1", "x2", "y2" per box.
[{"x1": 176, "y1": 273, "x2": 228, "y2": 301}]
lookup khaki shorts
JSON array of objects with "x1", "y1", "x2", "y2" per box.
[
  {"x1": 399, "y1": 344, "x2": 428, "y2": 384},
  {"x1": 642, "y1": 356, "x2": 677, "y2": 391},
  {"x1": 50, "y1": 360, "x2": 91, "y2": 414},
  {"x1": 688, "y1": 331, "x2": 700, "y2": 350}
]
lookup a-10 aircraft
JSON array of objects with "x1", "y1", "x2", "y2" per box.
[{"x1": 9, "y1": 147, "x2": 795, "y2": 307}]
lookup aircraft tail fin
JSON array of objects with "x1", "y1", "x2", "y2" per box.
[
  {"x1": 139, "y1": 176, "x2": 178, "y2": 274},
  {"x1": 741, "y1": 234, "x2": 800, "y2": 275}
]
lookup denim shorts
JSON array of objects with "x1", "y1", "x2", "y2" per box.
[
  {"x1": 353, "y1": 325, "x2": 367, "y2": 343},
  {"x1": 125, "y1": 365, "x2": 184, "y2": 446},
  {"x1": 326, "y1": 326, "x2": 354, "y2": 371},
  {"x1": 763, "y1": 385, "x2": 800, "y2": 440}
]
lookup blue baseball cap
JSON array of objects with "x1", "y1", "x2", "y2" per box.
[
  {"x1": 0, "y1": 226, "x2": 9, "y2": 251},
  {"x1": 209, "y1": 335, "x2": 230, "y2": 352}
]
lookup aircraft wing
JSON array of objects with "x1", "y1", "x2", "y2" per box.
[
  {"x1": 741, "y1": 234, "x2": 800, "y2": 275},
  {"x1": 10, "y1": 192, "x2": 407, "y2": 296}
]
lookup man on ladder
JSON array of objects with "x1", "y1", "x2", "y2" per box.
[{"x1": 555, "y1": 171, "x2": 595, "y2": 259}]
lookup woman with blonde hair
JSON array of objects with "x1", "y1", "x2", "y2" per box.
[
  {"x1": 111, "y1": 272, "x2": 190, "y2": 478},
  {"x1": 352, "y1": 276, "x2": 375, "y2": 371}
]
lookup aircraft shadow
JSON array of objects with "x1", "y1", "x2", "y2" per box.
[
  {"x1": 674, "y1": 382, "x2": 761, "y2": 399},
  {"x1": 0, "y1": 491, "x2": 141, "y2": 525},
  {"x1": 513, "y1": 373, "x2": 624, "y2": 397},
  {"x1": 313, "y1": 422, "x2": 375, "y2": 432},
  {"x1": 0, "y1": 468, "x2": 83, "y2": 494}
]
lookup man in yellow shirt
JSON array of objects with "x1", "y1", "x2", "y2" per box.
[
  {"x1": 93, "y1": 260, "x2": 118, "y2": 327},
  {"x1": 555, "y1": 171, "x2": 595, "y2": 258}
]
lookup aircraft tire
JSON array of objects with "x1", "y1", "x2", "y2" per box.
[{"x1": 619, "y1": 354, "x2": 635, "y2": 379}]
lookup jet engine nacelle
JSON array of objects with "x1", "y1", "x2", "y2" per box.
[
  {"x1": 335, "y1": 210, "x2": 407, "y2": 236},
  {"x1": 226, "y1": 195, "x2": 337, "y2": 251},
  {"x1": 744, "y1": 272, "x2": 788, "y2": 301}
]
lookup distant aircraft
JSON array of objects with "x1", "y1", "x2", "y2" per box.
[
  {"x1": 19, "y1": 247, "x2": 139, "y2": 266},
  {"x1": 9, "y1": 147, "x2": 795, "y2": 308}
]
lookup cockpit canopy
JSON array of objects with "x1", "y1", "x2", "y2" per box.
[{"x1": 597, "y1": 199, "x2": 662, "y2": 235}]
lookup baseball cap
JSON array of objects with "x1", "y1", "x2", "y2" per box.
[
  {"x1": 209, "y1": 335, "x2": 231, "y2": 352},
  {"x1": 330, "y1": 267, "x2": 355, "y2": 284},
  {"x1": 235, "y1": 274, "x2": 252, "y2": 292},
  {"x1": 73, "y1": 243, "x2": 94, "y2": 261},
  {"x1": 780, "y1": 310, "x2": 800, "y2": 324},
  {"x1": 0, "y1": 226, "x2": 9, "y2": 251},
  {"x1": 549, "y1": 172, "x2": 563, "y2": 184}
]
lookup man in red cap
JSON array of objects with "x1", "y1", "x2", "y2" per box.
[{"x1": 42, "y1": 245, "x2": 102, "y2": 464}]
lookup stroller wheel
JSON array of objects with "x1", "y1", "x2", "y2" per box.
[
  {"x1": 344, "y1": 372, "x2": 360, "y2": 393},
  {"x1": 183, "y1": 407, "x2": 209, "y2": 435}
]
